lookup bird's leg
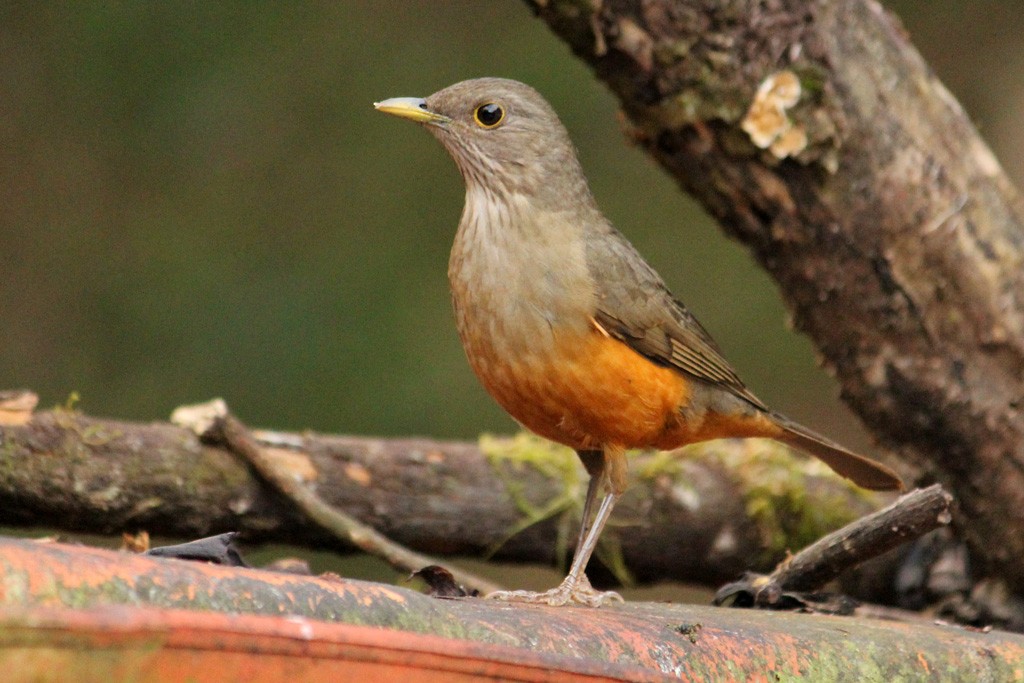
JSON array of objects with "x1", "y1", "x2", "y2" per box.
[
  {"x1": 487, "y1": 446, "x2": 627, "y2": 607},
  {"x1": 570, "y1": 449, "x2": 604, "y2": 558},
  {"x1": 551, "y1": 487, "x2": 623, "y2": 606}
]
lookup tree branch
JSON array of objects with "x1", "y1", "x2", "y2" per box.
[
  {"x1": 776, "y1": 483, "x2": 952, "y2": 593},
  {"x1": 715, "y1": 483, "x2": 953, "y2": 609},
  {"x1": 0, "y1": 406, "x2": 884, "y2": 587}
]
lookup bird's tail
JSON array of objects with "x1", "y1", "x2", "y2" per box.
[{"x1": 772, "y1": 413, "x2": 903, "y2": 491}]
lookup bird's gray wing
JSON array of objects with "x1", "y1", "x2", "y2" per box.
[{"x1": 586, "y1": 225, "x2": 768, "y2": 412}]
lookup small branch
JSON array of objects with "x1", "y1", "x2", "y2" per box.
[
  {"x1": 775, "y1": 483, "x2": 953, "y2": 592},
  {"x1": 715, "y1": 484, "x2": 953, "y2": 607},
  {"x1": 202, "y1": 409, "x2": 504, "y2": 596}
]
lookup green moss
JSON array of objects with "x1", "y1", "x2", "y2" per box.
[
  {"x1": 479, "y1": 432, "x2": 579, "y2": 482},
  {"x1": 653, "y1": 82, "x2": 747, "y2": 130},
  {"x1": 634, "y1": 449, "x2": 684, "y2": 479},
  {"x1": 479, "y1": 433, "x2": 582, "y2": 563},
  {"x1": 0, "y1": 435, "x2": 19, "y2": 477},
  {"x1": 690, "y1": 439, "x2": 877, "y2": 563},
  {"x1": 653, "y1": 38, "x2": 698, "y2": 66},
  {"x1": 478, "y1": 432, "x2": 633, "y2": 585},
  {"x1": 478, "y1": 433, "x2": 876, "y2": 581},
  {"x1": 80, "y1": 423, "x2": 125, "y2": 447},
  {"x1": 57, "y1": 576, "x2": 137, "y2": 610},
  {"x1": 61, "y1": 391, "x2": 82, "y2": 411}
]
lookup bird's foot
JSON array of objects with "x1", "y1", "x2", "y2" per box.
[{"x1": 485, "y1": 573, "x2": 623, "y2": 607}]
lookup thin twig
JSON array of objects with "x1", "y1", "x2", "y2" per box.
[
  {"x1": 716, "y1": 484, "x2": 953, "y2": 607},
  {"x1": 206, "y1": 410, "x2": 504, "y2": 596},
  {"x1": 775, "y1": 483, "x2": 952, "y2": 592}
]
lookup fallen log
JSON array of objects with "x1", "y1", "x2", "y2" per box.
[{"x1": 0, "y1": 407, "x2": 884, "y2": 585}]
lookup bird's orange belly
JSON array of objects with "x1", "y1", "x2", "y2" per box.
[{"x1": 466, "y1": 329, "x2": 726, "y2": 451}]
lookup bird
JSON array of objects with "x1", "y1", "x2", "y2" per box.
[{"x1": 374, "y1": 78, "x2": 902, "y2": 607}]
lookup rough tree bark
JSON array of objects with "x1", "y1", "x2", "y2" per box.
[
  {"x1": 525, "y1": 0, "x2": 1024, "y2": 590},
  {"x1": 0, "y1": 409, "x2": 882, "y2": 587}
]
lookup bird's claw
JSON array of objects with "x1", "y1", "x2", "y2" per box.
[{"x1": 485, "y1": 574, "x2": 623, "y2": 607}]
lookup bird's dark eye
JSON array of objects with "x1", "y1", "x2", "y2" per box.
[{"x1": 473, "y1": 103, "x2": 505, "y2": 129}]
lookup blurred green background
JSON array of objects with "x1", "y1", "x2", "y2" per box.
[{"x1": 2, "y1": 1, "x2": 1022, "y2": 458}]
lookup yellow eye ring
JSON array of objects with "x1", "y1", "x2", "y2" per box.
[{"x1": 473, "y1": 102, "x2": 505, "y2": 129}]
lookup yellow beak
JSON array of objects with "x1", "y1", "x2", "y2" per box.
[{"x1": 373, "y1": 97, "x2": 451, "y2": 125}]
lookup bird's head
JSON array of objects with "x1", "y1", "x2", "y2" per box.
[{"x1": 375, "y1": 78, "x2": 590, "y2": 209}]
